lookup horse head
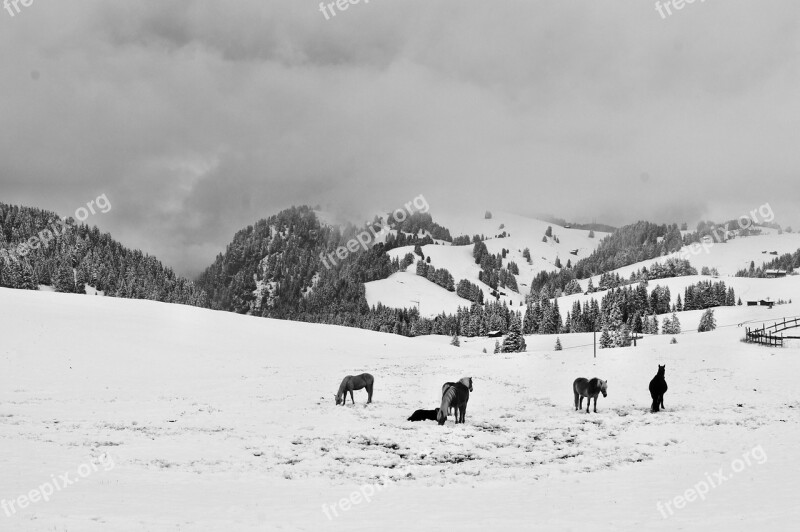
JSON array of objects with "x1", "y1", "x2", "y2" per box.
[
  {"x1": 657, "y1": 365, "x2": 666, "y2": 376},
  {"x1": 600, "y1": 380, "x2": 608, "y2": 397},
  {"x1": 334, "y1": 394, "x2": 342, "y2": 405},
  {"x1": 462, "y1": 377, "x2": 473, "y2": 392}
]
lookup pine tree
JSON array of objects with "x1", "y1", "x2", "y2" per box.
[
  {"x1": 698, "y1": 309, "x2": 717, "y2": 332},
  {"x1": 670, "y1": 312, "x2": 681, "y2": 334},
  {"x1": 554, "y1": 337, "x2": 562, "y2": 351},
  {"x1": 615, "y1": 324, "x2": 631, "y2": 347},
  {"x1": 450, "y1": 333, "x2": 460, "y2": 347},
  {"x1": 599, "y1": 326, "x2": 613, "y2": 348},
  {"x1": 501, "y1": 315, "x2": 527, "y2": 353},
  {"x1": 494, "y1": 340, "x2": 501, "y2": 354},
  {"x1": 54, "y1": 262, "x2": 76, "y2": 293}
]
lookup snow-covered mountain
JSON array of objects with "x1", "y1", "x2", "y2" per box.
[{"x1": 366, "y1": 211, "x2": 608, "y2": 313}]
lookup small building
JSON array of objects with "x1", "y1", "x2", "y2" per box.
[
  {"x1": 487, "y1": 330, "x2": 503, "y2": 338},
  {"x1": 569, "y1": 249, "x2": 579, "y2": 256},
  {"x1": 765, "y1": 269, "x2": 787, "y2": 278}
]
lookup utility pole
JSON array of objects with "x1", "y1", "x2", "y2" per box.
[
  {"x1": 594, "y1": 329, "x2": 597, "y2": 359},
  {"x1": 411, "y1": 300, "x2": 420, "y2": 313}
]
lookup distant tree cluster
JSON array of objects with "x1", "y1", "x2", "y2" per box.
[
  {"x1": 472, "y1": 240, "x2": 518, "y2": 292},
  {"x1": 386, "y1": 211, "x2": 452, "y2": 242},
  {"x1": 411, "y1": 301, "x2": 521, "y2": 338},
  {"x1": 456, "y1": 279, "x2": 485, "y2": 304},
  {"x1": 682, "y1": 280, "x2": 736, "y2": 310},
  {"x1": 415, "y1": 260, "x2": 455, "y2": 291},
  {"x1": 736, "y1": 248, "x2": 800, "y2": 277},
  {"x1": 523, "y1": 288, "x2": 563, "y2": 334}
]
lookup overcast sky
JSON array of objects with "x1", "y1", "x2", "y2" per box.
[{"x1": 2, "y1": 0, "x2": 799, "y2": 276}]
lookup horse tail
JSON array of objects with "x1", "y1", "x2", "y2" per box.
[{"x1": 439, "y1": 386, "x2": 454, "y2": 425}]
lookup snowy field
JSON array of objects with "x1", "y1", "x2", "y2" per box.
[{"x1": 2, "y1": 287, "x2": 800, "y2": 531}]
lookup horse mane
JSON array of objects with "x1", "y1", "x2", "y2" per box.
[
  {"x1": 588, "y1": 378, "x2": 604, "y2": 394},
  {"x1": 336, "y1": 376, "x2": 350, "y2": 402}
]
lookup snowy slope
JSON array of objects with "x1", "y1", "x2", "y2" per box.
[
  {"x1": 367, "y1": 214, "x2": 800, "y2": 319},
  {"x1": 2, "y1": 288, "x2": 800, "y2": 530},
  {"x1": 366, "y1": 212, "x2": 608, "y2": 313},
  {"x1": 585, "y1": 227, "x2": 800, "y2": 282}
]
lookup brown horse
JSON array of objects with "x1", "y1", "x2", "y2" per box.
[
  {"x1": 573, "y1": 377, "x2": 607, "y2": 413},
  {"x1": 335, "y1": 373, "x2": 374, "y2": 405}
]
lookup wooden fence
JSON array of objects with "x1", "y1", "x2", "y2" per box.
[{"x1": 745, "y1": 316, "x2": 800, "y2": 347}]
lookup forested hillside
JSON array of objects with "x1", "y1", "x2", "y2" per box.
[
  {"x1": 529, "y1": 221, "x2": 684, "y2": 295},
  {"x1": 0, "y1": 203, "x2": 208, "y2": 306},
  {"x1": 195, "y1": 206, "x2": 452, "y2": 334}
]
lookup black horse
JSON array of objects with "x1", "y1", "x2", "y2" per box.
[{"x1": 649, "y1": 365, "x2": 668, "y2": 412}]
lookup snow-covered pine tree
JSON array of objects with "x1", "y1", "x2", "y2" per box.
[
  {"x1": 698, "y1": 309, "x2": 716, "y2": 332},
  {"x1": 501, "y1": 315, "x2": 527, "y2": 353},
  {"x1": 599, "y1": 326, "x2": 613, "y2": 348},
  {"x1": 670, "y1": 312, "x2": 681, "y2": 334}
]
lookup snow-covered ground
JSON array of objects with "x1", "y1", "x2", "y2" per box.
[{"x1": 2, "y1": 287, "x2": 800, "y2": 530}]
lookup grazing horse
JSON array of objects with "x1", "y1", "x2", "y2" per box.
[
  {"x1": 649, "y1": 365, "x2": 668, "y2": 412},
  {"x1": 407, "y1": 408, "x2": 440, "y2": 422},
  {"x1": 438, "y1": 377, "x2": 473, "y2": 425},
  {"x1": 335, "y1": 373, "x2": 374, "y2": 406},
  {"x1": 573, "y1": 377, "x2": 608, "y2": 413}
]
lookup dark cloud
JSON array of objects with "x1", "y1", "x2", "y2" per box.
[{"x1": 1, "y1": 0, "x2": 799, "y2": 276}]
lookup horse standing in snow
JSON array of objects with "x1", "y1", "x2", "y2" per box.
[
  {"x1": 335, "y1": 373, "x2": 374, "y2": 405},
  {"x1": 437, "y1": 377, "x2": 473, "y2": 425},
  {"x1": 649, "y1": 365, "x2": 668, "y2": 412},
  {"x1": 573, "y1": 377, "x2": 607, "y2": 413}
]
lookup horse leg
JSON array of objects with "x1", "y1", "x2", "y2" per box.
[
  {"x1": 578, "y1": 396, "x2": 583, "y2": 411},
  {"x1": 586, "y1": 396, "x2": 590, "y2": 414},
  {"x1": 461, "y1": 403, "x2": 467, "y2": 423},
  {"x1": 593, "y1": 395, "x2": 597, "y2": 413},
  {"x1": 350, "y1": 390, "x2": 355, "y2": 405},
  {"x1": 660, "y1": 394, "x2": 665, "y2": 410},
  {"x1": 574, "y1": 391, "x2": 579, "y2": 410},
  {"x1": 367, "y1": 384, "x2": 373, "y2": 404}
]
